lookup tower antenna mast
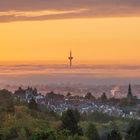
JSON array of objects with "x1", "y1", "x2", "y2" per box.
[{"x1": 68, "y1": 50, "x2": 73, "y2": 67}]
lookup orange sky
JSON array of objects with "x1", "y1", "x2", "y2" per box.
[{"x1": 0, "y1": 17, "x2": 140, "y2": 65}]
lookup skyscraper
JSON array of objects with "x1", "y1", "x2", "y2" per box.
[{"x1": 68, "y1": 50, "x2": 73, "y2": 67}]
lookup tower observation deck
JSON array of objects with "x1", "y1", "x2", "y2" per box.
[{"x1": 68, "y1": 50, "x2": 73, "y2": 67}]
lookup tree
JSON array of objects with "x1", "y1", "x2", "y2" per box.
[
  {"x1": 30, "y1": 129, "x2": 57, "y2": 140},
  {"x1": 125, "y1": 121, "x2": 140, "y2": 140},
  {"x1": 61, "y1": 109, "x2": 82, "y2": 135},
  {"x1": 85, "y1": 92, "x2": 96, "y2": 100},
  {"x1": 28, "y1": 98, "x2": 38, "y2": 110},
  {"x1": 85, "y1": 123, "x2": 100, "y2": 140},
  {"x1": 100, "y1": 92, "x2": 107, "y2": 102},
  {"x1": 0, "y1": 89, "x2": 15, "y2": 114},
  {"x1": 107, "y1": 129, "x2": 122, "y2": 140},
  {"x1": 67, "y1": 92, "x2": 72, "y2": 97},
  {"x1": 46, "y1": 91, "x2": 64, "y2": 100},
  {"x1": 101, "y1": 129, "x2": 122, "y2": 140}
]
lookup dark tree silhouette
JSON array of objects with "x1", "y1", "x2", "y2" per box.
[
  {"x1": 66, "y1": 92, "x2": 72, "y2": 97},
  {"x1": 85, "y1": 123, "x2": 100, "y2": 140},
  {"x1": 85, "y1": 92, "x2": 96, "y2": 100},
  {"x1": 28, "y1": 98, "x2": 38, "y2": 110},
  {"x1": 107, "y1": 129, "x2": 122, "y2": 140},
  {"x1": 0, "y1": 89, "x2": 15, "y2": 114},
  {"x1": 100, "y1": 92, "x2": 107, "y2": 102},
  {"x1": 125, "y1": 121, "x2": 140, "y2": 140},
  {"x1": 61, "y1": 109, "x2": 82, "y2": 135}
]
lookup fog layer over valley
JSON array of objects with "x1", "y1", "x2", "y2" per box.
[{"x1": 0, "y1": 64, "x2": 140, "y2": 98}]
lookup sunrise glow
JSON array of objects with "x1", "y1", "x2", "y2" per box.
[{"x1": 0, "y1": 17, "x2": 140, "y2": 65}]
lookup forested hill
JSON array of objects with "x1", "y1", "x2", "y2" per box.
[{"x1": 0, "y1": 89, "x2": 140, "y2": 140}]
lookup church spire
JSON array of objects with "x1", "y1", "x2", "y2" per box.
[{"x1": 127, "y1": 83, "x2": 133, "y2": 99}]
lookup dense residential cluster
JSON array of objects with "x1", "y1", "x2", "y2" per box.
[{"x1": 14, "y1": 84, "x2": 140, "y2": 120}]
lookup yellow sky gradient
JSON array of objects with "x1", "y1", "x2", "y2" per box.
[{"x1": 0, "y1": 17, "x2": 140, "y2": 64}]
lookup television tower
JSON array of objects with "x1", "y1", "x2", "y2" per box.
[{"x1": 68, "y1": 50, "x2": 73, "y2": 67}]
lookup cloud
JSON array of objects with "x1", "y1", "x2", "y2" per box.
[
  {"x1": 0, "y1": 64, "x2": 140, "y2": 85},
  {"x1": 0, "y1": 0, "x2": 140, "y2": 22},
  {"x1": 0, "y1": 64, "x2": 140, "y2": 77},
  {"x1": 0, "y1": 64, "x2": 140, "y2": 87}
]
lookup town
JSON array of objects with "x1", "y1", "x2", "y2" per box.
[{"x1": 14, "y1": 84, "x2": 140, "y2": 120}]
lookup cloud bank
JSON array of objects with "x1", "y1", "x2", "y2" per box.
[
  {"x1": 0, "y1": 0, "x2": 140, "y2": 22},
  {"x1": 0, "y1": 64, "x2": 140, "y2": 85}
]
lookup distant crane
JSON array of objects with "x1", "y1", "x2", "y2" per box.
[{"x1": 68, "y1": 50, "x2": 73, "y2": 67}]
